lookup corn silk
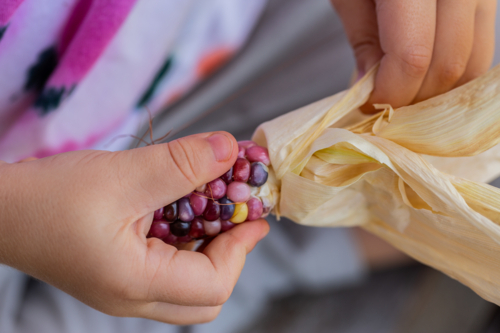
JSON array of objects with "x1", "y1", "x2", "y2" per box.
[{"x1": 253, "y1": 64, "x2": 500, "y2": 305}]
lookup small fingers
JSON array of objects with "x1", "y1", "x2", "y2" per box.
[
  {"x1": 455, "y1": 0, "x2": 496, "y2": 87},
  {"x1": 331, "y1": 0, "x2": 384, "y2": 76},
  {"x1": 413, "y1": 0, "x2": 476, "y2": 103},
  {"x1": 362, "y1": 0, "x2": 436, "y2": 111},
  {"x1": 113, "y1": 132, "x2": 238, "y2": 213},
  {"x1": 144, "y1": 220, "x2": 269, "y2": 307}
]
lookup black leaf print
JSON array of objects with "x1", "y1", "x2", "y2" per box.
[
  {"x1": 24, "y1": 46, "x2": 58, "y2": 92},
  {"x1": 34, "y1": 87, "x2": 65, "y2": 115},
  {"x1": 136, "y1": 55, "x2": 173, "y2": 108},
  {"x1": 0, "y1": 25, "x2": 7, "y2": 41},
  {"x1": 33, "y1": 84, "x2": 77, "y2": 115}
]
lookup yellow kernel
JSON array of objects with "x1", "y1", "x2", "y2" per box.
[{"x1": 230, "y1": 203, "x2": 248, "y2": 223}]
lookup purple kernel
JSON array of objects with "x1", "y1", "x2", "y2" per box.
[
  {"x1": 148, "y1": 220, "x2": 170, "y2": 239},
  {"x1": 220, "y1": 167, "x2": 233, "y2": 184},
  {"x1": 203, "y1": 219, "x2": 222, "y2": 236},
  {"x1": 227, "y1": 182, "x2": 251, "y2": 203},
  {"x1": 219, "y1": 197, "x2": 235, "y2": 221},
  {"x1": 246, "y1": 197, "x2": 264, "y2": 221},
  {"x1": 164, "y1": 202, "x2": 178, "y2": 222},
  {"x1": 203, "y1": 200, "x2": 221, "y2": 221},
  {"x1": 178, "y1": 197, "x2": 194, "y2": 222},
  {"x1": 153, "y1": 207, "x2": 164, "y2": 220},
  {"x1": 221, "y1": 220, "x2": 236, "y2": 232},
  {"x1": 170, "y1": 220, "x2": 191, "y2": 237},
  {"x1": 163, "y1": 233, "x2": 178, "y2": 245},
  {"x1": 238, "y1": 140, "x2": 257, "y2": 149},
  {"x1": 248, "y1": 162, "x2": 269, "y2": 187},
  {"x1": 246, "y1": 146, "x2": 270, "y2": 166},
  {"x1": 205, "y1": 178, "x2": 227, "y2": 200},
  {"x1": 189, "y1": 217, "x2": 206, "y2": 239},
  {"x1": 177, "y1": 235, "x2": 193, "y2": 243},
  {"x1": 238, "y1": 146, "x2": 246, "y2": 158},
  {"x1": 190, "y1": 192, "x2": 208, "y2": 216},
  {"x1": 233, "y1": 158, "x2": 251, "y2": 182}
]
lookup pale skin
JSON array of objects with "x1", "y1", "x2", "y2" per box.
[
  {"x1": 0, "y1": 132, "x2": 269, "y2": 324},
  {"x1": 0, "y1": 0, "x2": 496, "y2": 325},
  {"x1": 331, "y1": 0, "x2": 497, "y2": 110},
  {"x1": 333, "y1": 0, "x2": 497, "y2": 267}
]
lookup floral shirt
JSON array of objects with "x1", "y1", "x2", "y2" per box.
[{"x1": 0, "y1": 0, "x2": 266, "y2": 162}]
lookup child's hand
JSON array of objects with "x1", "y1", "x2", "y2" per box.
[
  {"x1": 0, "y1": 132, "x2": 269, "y2": 325},
  {"x1": 332, "y1": 0, "x2": 496, "y2": 110}
]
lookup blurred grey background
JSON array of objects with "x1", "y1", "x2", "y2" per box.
[{"x1": 146, "y1": 0, "x2": 500, "y2": 332}]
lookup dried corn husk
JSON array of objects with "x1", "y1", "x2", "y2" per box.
[{"x1": 253, "y1": 63, "x2": 500, "y2": 305}]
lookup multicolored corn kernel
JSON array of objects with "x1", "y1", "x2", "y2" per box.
[
  {"x1": 178, "y1": 197, "x2": 195, "y2": 222},
  {"x1": 153, "y1": 207, "x2": 164, "y2": 220},
  {"x1": 164, "y1": 202, "x2": 178, "y2": 222},
  {"x1": 203, "y1": 199, "x2": 221, "y2": 221},
  {"x1": 163, "y1": 233, "x2": 178, "y2": 245},
  {"x1": 230, "y1": 203, "x2": 248, "y2": 223},
  {"x1": 219, "y1": 197, "x2": 235, "y2": 220},
  {"x1": 221, "y1": 220, "x2": 236, "y2": 232},
  {"x1": 227, "y1": 181, "x2": 251, "y2": 203},
  {"x1": 148, "y1": 220, "x2": 170, "y2": 239},
  {"x1": 204, "y1": 219, "x2": 222, "y2": 236},
  {"x1": 237, "y1": 146, "x2": 246, "y2": 158},
  {"x1": 248, "y1": 162, "x2": 268, "y2": 187},
  {"x1": 238, "y1": 140, "x2": 256, "y2": 149},
  {"x1": 233, "y1": 158, "x2": 251, "y2": 182},
  {"x1": 170, "y1": 220, "x2": 191, "y2": 237},
  {"x1": 146, "y1": 140, "x2": 274, "y2": 246},
  {"x1": 177, "y1": 235, "x2": 193, "y2": 243},
  {"x1": 190, "y1": 192, "x2": 208, "y2": 216},
  {"x1": 246, "y1": 197, "x2": 263, "y2": 221},
  {"x1": 189, "y1": 217, "x2": 206, "y2": 239},
  {"x1": 204, "y1": 178, "x2": 227, "y2": 200},
  {"x1": 245, "y1": 146, "x2": 270, "y2": 166},
  {"x1": 220, "y1": 167, "x2": 233, "y2": 184}
]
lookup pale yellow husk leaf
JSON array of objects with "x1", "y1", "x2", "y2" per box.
[{"x1": 252, "y1": 63, "x2": 500, "y2": 305}]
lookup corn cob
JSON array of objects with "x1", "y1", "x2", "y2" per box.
[{"x1": 147, "y1": 140, "x2": 278, "y2": 245}]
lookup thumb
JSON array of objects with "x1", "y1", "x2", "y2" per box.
[
  {"x1": 332, "y1": 0, "x2": 383, "y2": 79},
  {"x1": 117, "y1": 132, "x2": 237, "y2": 212}
]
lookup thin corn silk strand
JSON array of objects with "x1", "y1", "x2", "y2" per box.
[{"x1": 253, "y1": 63, "x2": 500, "y2": 305}]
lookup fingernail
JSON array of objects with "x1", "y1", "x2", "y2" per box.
[{"x1": 207, "y1": 133, "x2": 233, "y2": 162}]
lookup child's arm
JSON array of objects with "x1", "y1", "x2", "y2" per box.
[{"x1": 0, "y1": 132, "x2": 269, "y2": 325}]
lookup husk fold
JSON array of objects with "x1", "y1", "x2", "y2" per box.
[{"x1": 253, "y1": 63, "x2": 500, "y2": 305}]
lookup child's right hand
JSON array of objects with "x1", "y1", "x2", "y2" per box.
[
  {"x1": 332, "y1": 0, "x2": 496, "y2": 110},
  {"x1": 0, "y1": 132, "x2": 269, "y2": 325}
]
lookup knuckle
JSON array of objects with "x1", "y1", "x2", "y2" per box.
[
  {"x1": 437, "y1": 61, "x2": 467, "y2": 85},
  {"x1": 398, "y1": 45, "x2": 432, "y2": 78},
  {"x1": 351, "y1": 33, "x2": 380, "y2": 58},
  {"x1": 166, "y1": 139, "x2": 200, "y2": 186}
]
